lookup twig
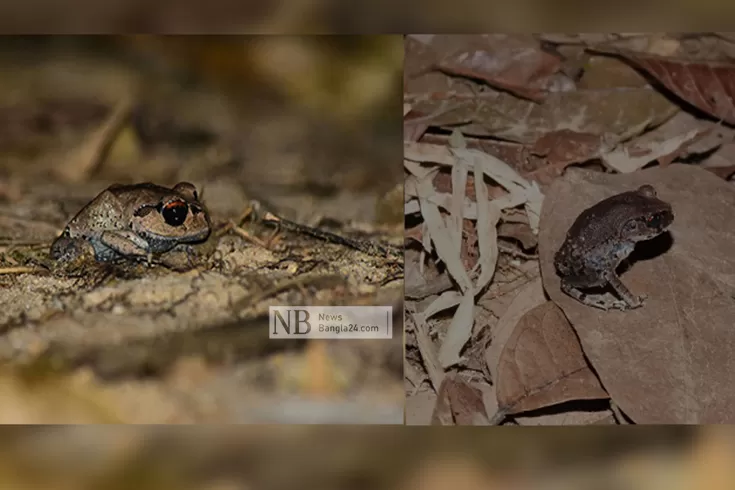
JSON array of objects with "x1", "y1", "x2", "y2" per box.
[
  {"x1": 0, "y1": 266, "x2": 40, "y2": 275},
  {"x1": 261, "y1": 212, "x2": 400, "y2": 260}
]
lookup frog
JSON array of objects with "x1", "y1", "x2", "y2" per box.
[
  {"x1": 50, "y1": 182, "x2": 211, "y2": 269},
  {"x1": 553, "y1": 184, "x2": 674, "y2": 311}
]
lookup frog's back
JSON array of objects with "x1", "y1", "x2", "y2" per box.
[
  {"x1": 67, "y1": 183, "x2": 168, "y2": 234},
  {"x1": 555, "y1": 189, "x2": 668, "y2": 270}
]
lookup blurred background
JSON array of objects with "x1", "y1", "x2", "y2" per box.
[
  {"x1": 0, "y1": 0, "x2": 730, "y2": 32},
  {"x1": 0, "y1": 36, "x2": 403, "y2": 423},
  {"x1": 3, "y1": 425, "x2": 729, "y2": 490}
]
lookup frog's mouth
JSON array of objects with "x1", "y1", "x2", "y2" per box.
[
  {"x1": 135, "y1": 226, "x2": 211, "y2": 253},
  {"x1": 633, "y1": 209, "x2": 674, "y2": 240}
]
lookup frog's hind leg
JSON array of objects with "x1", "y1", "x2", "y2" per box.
[
  {"x1": 560, "y1": 275, "x2": 627, "y2": 311},
  {"x1": 604, "y1": 271, "x2": 645, "y2": 309}
]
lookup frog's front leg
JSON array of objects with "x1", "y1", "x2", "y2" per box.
[
  {"x1": 99, "y1": 230, "x2": 153, "y2": 264},
  {"x1": 605, "y1": 271, "x2": 645, "y2": 309}
]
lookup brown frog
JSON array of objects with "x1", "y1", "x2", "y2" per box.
[
  {"x1": 50, "y1": 182, "x2": 211, "y2": 267},
  {"x1": 554, "y1": 184, "x2": 673, "y2": 311}
]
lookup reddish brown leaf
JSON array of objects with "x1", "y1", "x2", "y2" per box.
[
  {"x1": 497, "y1": 222, "x2": 538, "y2": 251},
  {"x1": 434, "y1": 61, "x2": 547, "y2": 102},
  {"x1": 611, "y1": 50, "x2": 735, "y2": 124},
  {"x1": 431, "y1": 372, "x2": 488, "y2": 425},
  {"x1": 704, "y1": 165, "x2": 735, "y2": 180},
  {"x1": 496, "y1": 301, "x2": 609, "y2": 415},
  {"x1": 412, "y1": 34, "x2": 562, "y2": 103},
  {"x1": 531, "y1": 129, "x2": 606, "y2": 166}
]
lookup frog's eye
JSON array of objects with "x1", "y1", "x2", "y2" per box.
[
  {"x1": 646, "y1": 213, "x2": 662, "y2": 228},
  {"x1": 161, "y1": 200, "x2": 188, "y2": 226}
]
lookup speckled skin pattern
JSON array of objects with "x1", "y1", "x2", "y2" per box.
[
  {"x1": 50, "y1": 182, "x2": 211, "y2": 264},
  {"x1": 554, "y1": 185, "x2": 674, "y2": 311}
]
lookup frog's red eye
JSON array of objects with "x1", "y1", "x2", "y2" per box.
[
  {"x1": 647, "y1": 213, "x2": 662, "y2": 228},
  {"x1": 161, "y1": 200, "x2": 188, "y2": 226}
]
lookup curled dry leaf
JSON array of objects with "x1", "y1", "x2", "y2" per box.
[
  {"x1": 604, "y1": 50, "x2": 735, "y2": 124},
  {"x1": 600, "y1": 128, "x2": 702, "y2": 173},
  {"x1": 540, "y1": 164, "x2": 735, "y2": 423},
  {"x1": 405, "y1": 139, "x2": 542, "y2": 368},
  {"x1": 496, "y1": 301, "x2": 609, "y2": 416}
]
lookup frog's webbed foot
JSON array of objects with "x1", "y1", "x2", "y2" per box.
[
  {"x1": 50, "y1": 236, "x2": 96, "y2": 263},
  {"x1": 156, "y1": 244, "x2": 200, "y2": 271}
]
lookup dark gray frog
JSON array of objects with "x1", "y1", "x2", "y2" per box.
[
  {"x1": 554, "y1": 184, "x2": 674, "y2": 311},
  {"x1": 50, "y1": 182, "x2": 211, "y2": 265}
]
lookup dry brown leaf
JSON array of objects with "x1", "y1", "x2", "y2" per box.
[
  {"x1": 484, "y1": 279, "x2": 546, "y2": 388},
  {"x1": 600, "y1": 128, "x2": 702, "y2": 173},
  {"x1": 406, "y1": 86, "x2": 677, "y2": 144},
  {"x1": 404, "y1": 109, "x2": 430, "y2": 142},
  {"x1": 431, "y1": 372, "x2": 489, "y2": 425},
  {"x1": 605, "y1": 50, "x2": 735, "y2": 124},
  {"x1": 498, "y1": 222, "x2": 538, "y2": 251},
  {"x1": 405, "y1": 36, "x2": 679, "y2": 144},
  {"x1": 576, "y1": 55, "x2": 652, "y2": 90},
  {"x1": 540, "y1": 164, "x2": 735, "y2": 423},
  {"x1": 701, "y1": 142, "x2": 735, "y2": 180},
  {"x1": 531, "y1": 129, "x2": 607, "y2": 166},
  {"x1": 432, "y1": 35, "x2": 561, "y2": 102},
  {"x1": 496, "y1": 301, "x2": 609, "y2": 416},
  {"x1": 704, "y1": 165, "x2": 735, "y2": 180}
]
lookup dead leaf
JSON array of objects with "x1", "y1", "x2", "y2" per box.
[
  {"x1": 600, "y1": 128, "x2": 702, "y2": 173},
  {"x1": 531, "y1": 129, "x2": 607, "y2": 166},
  {"x1": 405, "y1": 36, "x2": 679, "y2": 144},
  {"x1": 704, "y1": 165, "x2": 735, "y2": 180},
  {"x1": 540, "y1": 164, "x2": 735, "y2": 423},
  {"x1": 576, "y1": 55, "x2": 652, "y2": 90},
  {"x1": 498, "y1": 222, "x2": 538, "y2": 251},
  {"x1": 496, "y1": 301, "x2": 609, "y2": 416},
  {"x1": 406, "y1": 85, "x2": 678, "y2": 145},
  {"x1": 701, "y1": 142, "x2": 735, "y2": 180},
  {"x1": 433, "y1": 34, "x2": 562, "y2": 102},
  {"x1": 606, "y1": 50, "x2": 735, "y2": 124},
  {"x1": 484, "y1": 278, "x2": 546, "y2": 388},
  {"x1": 404, "y1": 109, "x2": 430, "y2": 142},
  {"x1": 431, "y1": 372, "x2": 489, "y2": 425}
]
